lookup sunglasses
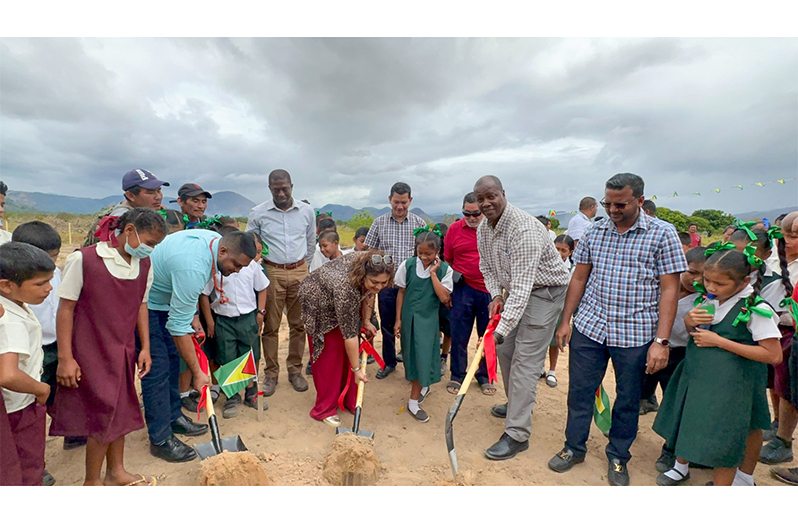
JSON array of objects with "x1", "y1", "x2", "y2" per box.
[
  {"x1": 371, "y1": 254, "x2": 394, "y2": 265},
  {"x1": 599, "y1": 198, "x2": 638, "y2": 211},
  {"x1": 463, "y1": 210, "x2": 482, "y2": 217}
]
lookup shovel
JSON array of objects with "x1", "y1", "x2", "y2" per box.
[
  {"x1": 194, "y1": 374, "x2": 248, "y2": 461},
  {"x1": 336, "y1": 349, "x2": 372, "y2": 439}
]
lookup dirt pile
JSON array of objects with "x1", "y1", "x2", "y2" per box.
[
  {"x1": 198, "y1": 451, "x2": 270, "y2": 486},
  {"x1": 322, "y1": 433, "x2": 381, "y2": 486}
]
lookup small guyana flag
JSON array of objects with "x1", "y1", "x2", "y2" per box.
[
  {"x1": 713, "y1": 188, "x2": 721, "y2": 193},
  {"x1": 548, "y1": 210, "x2": 557, "y2": 217},
  {"x1": 775, "y1": 179, "x2": 786, "y2": 184},
  {"x1": 671, "y1": 191, "x2": 678, "y2": 198},
  {"x1": 731, "y1": 184, "x2": 744, "y2": 190},
  {"x1": 692, "y1": 191, "x2": 701, "y2": 196},
  {"x1": 593, "y1": 384, "x2": 612, "y2": 435},
  {"x1": 650, "y1": 195, "x2": 657, "y2": 201},
  {"x1": 754, "y1": 182, "x2": 765, "y2": 187},
  {"x1": 213, "y1": 350, "x2": 257, "y2": 398}
]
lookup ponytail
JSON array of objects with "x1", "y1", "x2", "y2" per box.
[
  {"x1": 776, "y1": 236, "x2": 795, "y2": 298},
  {"x1": 747, "y1": 263, "x2": 766, "y2": 311}
]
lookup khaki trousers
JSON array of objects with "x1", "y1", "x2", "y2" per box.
[{"x1": 262, "y1": 264, "x2": 308, "y2": 379}]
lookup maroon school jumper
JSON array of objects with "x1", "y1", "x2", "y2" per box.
[{"x1": 50, "y1": 245, "x2": 150, "y2": 444}]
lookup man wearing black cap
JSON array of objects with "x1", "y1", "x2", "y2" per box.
[{"x1": 172, "y1": 183, "x2": 212, "y2": 229}]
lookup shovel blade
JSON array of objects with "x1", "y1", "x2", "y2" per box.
[
  {"x1": 195, "y1": 436, "x2": 247, "y2": 461},
  {"x1": 335, "y1": 427, "x2": 374, "y2": 439}
]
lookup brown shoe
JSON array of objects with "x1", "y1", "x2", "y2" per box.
[
  {"x1": 288, "y1": 373, "x2": 309, "y2": 392},
  {"x1": 263, "y1": 377, "x2": 277, "y2": 397}
]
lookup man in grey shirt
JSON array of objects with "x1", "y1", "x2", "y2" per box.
[{"x1": 246, "y1": 169, "x2": 315, "y2": 397}]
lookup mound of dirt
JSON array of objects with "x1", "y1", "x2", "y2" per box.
[
  {"x1": 199, "y1": 451, "x2": 270, "y2": 486},
  {"x1": 322, "y1": 433, "x2": 381, "y2": 486}
]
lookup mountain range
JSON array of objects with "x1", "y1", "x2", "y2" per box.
[{"x1": 5, "y1": 190, "x2": 793, "y2": 227}]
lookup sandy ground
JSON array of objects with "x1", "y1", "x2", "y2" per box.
[{"x1": 43, "y1": 244, "x2": 794, "y2": 486}]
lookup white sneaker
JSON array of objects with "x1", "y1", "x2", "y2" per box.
[
  {"x1": 546, "y1": 372, "x2": 557, "y2": 388},
  {"x1": 322, "y1": 415, "x2": 341, "y2": 427},
  {"x1": 440, "y1": 359, "x2": 447, "y2": 376}
]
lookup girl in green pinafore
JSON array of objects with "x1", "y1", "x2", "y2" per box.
[
  {"x1": 652, "y1": 247, "x2": 782, "y2": 487},
  {"x1": 394, "y1": 229, "x2": 453, "y2": 423}
]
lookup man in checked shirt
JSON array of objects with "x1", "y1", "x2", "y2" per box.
[
  {"x1": 548, "y1": 172, "x2": 687, "y2": 486},
  {"x1": 474, "y1": 175, "x2": 571, "y2": 461}
]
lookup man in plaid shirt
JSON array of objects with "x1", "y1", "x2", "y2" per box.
[
  {"x1": 548, "y1": 172, "x2": 687, "y2": 486},
  {"x1": 474, "y1": 175, "x2": 571, "y2": 461},
  {"x1": 364, "y1": 182, "x2": 427, "y2": 378}
]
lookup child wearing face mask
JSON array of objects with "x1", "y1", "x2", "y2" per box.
[
  {"x1": 50, "y1": 208, "x2": 168, "y2": 486},
  {"x1": 394, "y1": 228, "x2": 453, "y2": 423}
]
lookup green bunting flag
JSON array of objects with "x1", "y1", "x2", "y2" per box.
[
  {"x1": 213, "y1": 350, "x2": 257, "y2": 398},
  {"x1": 651, "y1": 195, "x2": 657, "y2": 201},
  {"x1": 593, "y1": 384, "x2": 612, "y2": 435},
  {"x1": 693, "y1": 191, "x2": 701, "y2": 196},
  {"x1": 731, "y1": 184, "x2": 744, "y2": 190},
  {"x1": 671, "y1": 192, "x2": 678, "y2": 197}
]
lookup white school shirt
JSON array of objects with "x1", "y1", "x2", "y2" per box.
[
  {"x1": 0, "y1": 229, "x2": 12, "y2": 245},
  {"x1": 394, "y1": 259, "x2": 454, "y2": 292},
  {"x1": 0, "y1": 295, "x2": 44, "y2": 413},
  {"x1": 766, "y1": 254, "x2": 798, "y2": 287},
  {"x1": 29, "y1": 267, "x2": 61, "y2": 345},
  {"x1": 671, "y1": 292, "x2": 700, "y2": 348},
  {"x1": 548, "y1": 229, "x2": 557, "y2": 242},
  {"x1": 58, "y1": 242, "x2": 154, "y2": 303},
  {"x1": 202, "y1": 260, "x2": 270, "y2": 317},
  {"x1": 706, "y1": 285, "x2": 780, "y2": 342},
  {"x1": 309, "y1": 244, "x2": 328, "y2": 272}
]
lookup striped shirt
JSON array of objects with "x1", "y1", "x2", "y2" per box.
[
  {"x1": 573, "y1": 211, "x2": 688, "y2": 347},
  {"x1": 477, "y1": 203, "x2": 571, "y2": 337},
  {"x1": 364, "y1": 211, "x2": 427, "y2": 269}
]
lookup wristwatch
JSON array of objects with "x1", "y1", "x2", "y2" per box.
[
  {"x1": 654, "y1": 337, "x2": 670, "y2": 347},
  {"x1": 257, "y1": 309, "x2": 267, "y2": 315}
]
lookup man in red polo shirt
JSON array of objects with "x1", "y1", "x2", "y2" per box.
[{"x1": 443, "y1": 192, "x2": 496, "y2": 395}]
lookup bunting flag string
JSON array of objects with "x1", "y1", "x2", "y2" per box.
[{"x1": 541, "y1": 177, "x2": 796, "y2": 218}]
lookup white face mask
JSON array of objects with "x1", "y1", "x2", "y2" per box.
[{"x1": 124, "y1": 228, "x2": 154, "y2": 259}]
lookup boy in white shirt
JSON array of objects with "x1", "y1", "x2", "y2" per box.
[
  {"x1": 200, "y1": 232, "x2": 269, "y2": 419},
  {"x1": 0, "y1": 242, "x2": 55, "y2": 486}
]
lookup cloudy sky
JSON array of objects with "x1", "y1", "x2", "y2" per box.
[{"x1": 1, "y1": 37, "x2": 796, "y2": 216}]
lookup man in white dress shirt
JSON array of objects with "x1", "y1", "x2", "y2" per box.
[{"x1": 566, "y1": 197, "x2": 598, "y2": 243}]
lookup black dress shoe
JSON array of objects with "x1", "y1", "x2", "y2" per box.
[
  {"x1": 150, "y1": 434, "x2": 197, "y2": 463},
  {"x1": 171, "y1": 414, "x2": 209, "y2": 437},
  {"x1": 63, "y1": 436, "x2": 88, "y2": 450},
  {"x1": 491, "y1": 403, "x2": 507, "y2": 419},
  {"x1": 608, "y1": 458, "x2": 630, "y2": 486},
  {"x1": 484, "y1": 433, "x2": 529, "y2": 461},
  {"x1": 548, "y1": 447, "x2": 585, "y2": 472},
  {"x1": 375, "y1": 366, "x2": 395, "y2": 379}
]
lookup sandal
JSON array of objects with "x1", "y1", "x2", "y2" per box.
[
  {"x1": 125, "y1": 474, "x2": 157, "y2": 486},
  {"x1": 480, "y1": 383, "x2": 497, "y2": 396},
  {"x1": 446, "y1": 381, "x2": 461, "y2": 394}
]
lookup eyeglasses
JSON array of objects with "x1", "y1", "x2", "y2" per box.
[
  {"x1": 371, "y1": 254, "x2": 393, "y2": 265},
  {"x1": 462, "y1": 210, "x2": 482, "y2": 217},
  {"x1": 599, "y1": 198, "x2": 638, "y2": 211}
]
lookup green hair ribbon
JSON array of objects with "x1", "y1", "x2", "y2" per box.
[
  {"x1": 767, "y1": 225, "x2": 783, "y2": 241},
  {"x1": 734, "y1": 219, "x2": 758, "y2": 242},
  {"x1": 743, "y1": 243, "x2": 764, "y2": 267},
  {"x1": 732, "y1": 295, "x2": 773, "y2": 326},
  {"x1": 705, "y1": 241, "x2": 736, "y2": 257},
  {"x1": 779, "y1": 297, "x2": 798, "y2": 328},
  {"x1": 413, "y1": 224, "x2": 443, "y2": 238},
  {"x1": 692, "y1": 281, "x2": 708, "y2": 306}
]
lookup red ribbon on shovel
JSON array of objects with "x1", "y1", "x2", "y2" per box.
[
  {"x1": 337, "y1": 329, "x2": 385, "y2": 411},
  {"x1": 481, "y1": 314, "x2": 501, "y2": 385},
  {"x1": 192, "y1": 335, "x2": 210, "y2": 421}
]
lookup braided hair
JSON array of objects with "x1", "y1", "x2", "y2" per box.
[
  {"x1": 776, "y1": 231, "x2": 794, "y2": 298},
  {"x1": 705, "y1": 249, "x2": 761, "y2": 310}
]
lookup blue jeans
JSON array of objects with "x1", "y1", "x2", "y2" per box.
[
  {"x1": 449, "y1": 279, "x2": 490, "y2": 385},
  {"x1": 377, "y1": 286, "x2": 399, "y2": 368},
  {"x1": 564, "y1": 327, "x2": 650, "y2": 464},
  {"x1": 140, "y1": 309, "x2": 184, "y2": 444}
]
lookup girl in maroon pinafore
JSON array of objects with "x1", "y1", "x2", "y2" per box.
[{"x1": 50, "y1": 208, "x2": 167, "y2": 486}]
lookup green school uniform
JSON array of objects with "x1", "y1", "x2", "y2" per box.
[
  {"x1": 652, "y1": 299, "x2": 771, "y2": 468},
  {"x1": 400, "y1": 257, "x2": 448, "y2": 388}
]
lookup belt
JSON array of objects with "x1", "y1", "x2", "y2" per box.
[{"x1": 263, "y1": 259, "x2": 306, "y2": 270}]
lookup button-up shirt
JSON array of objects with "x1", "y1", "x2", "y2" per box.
[
  {"x1": 0, "y1": 295, "x2": 43, "y2": 413},
  {"x1": 572, "y1": 211, "x2": 688, "y2": 347},
  {"x1": 245, "y1": 198, "x2": 315, "y2": 266},
  {"x1": 477, "y1": 203, "x2": 571, "y2": 337},
  {"x1": 364, "y1": 211, "x2": 427, "y2": 269},
  {"x1": 203, "y1": 260, "x2": 270, "y2": 317},
  {"x1": 29, "y1": 267, "x2": 61, "y2": 345},
  {"x1": 148, "y1": 229, "x2": 221, "y2": 336},
  {"x1": 566, "y1": 211, "x2": 592, "y2": 241},
  {"x1": 443, "y1": 218, "x2": 488, "y2": 293}
]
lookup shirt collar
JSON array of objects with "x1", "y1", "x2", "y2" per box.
[
  {"x1": 599, "y1": 210, "x2": 649, "y2": 234},
  {"x1": 492, "y1": 203, "x2": 515, "y2": 232},
  {"x1": 97, "y1": 241, "x2": 139, "y2": 270},
  {"x1": 0, "y1": 295, "x2": 34, "y2": 319},
  {"x1": 266, "y1": 199, "x2": 299, "y2": 212}
]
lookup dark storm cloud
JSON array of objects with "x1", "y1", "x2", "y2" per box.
[{"x1": 0, "y1": 37, "x2": 795, "y2": 216}]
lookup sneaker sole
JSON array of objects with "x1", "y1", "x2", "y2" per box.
[{"x1": 771, "y1": 469, "x2": 798, "y2": 486}]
